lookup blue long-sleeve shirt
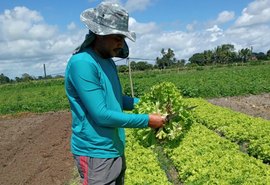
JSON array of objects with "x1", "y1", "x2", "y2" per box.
[{"x1": 65, "y1": 48, "x2": 149, "y2": 158}]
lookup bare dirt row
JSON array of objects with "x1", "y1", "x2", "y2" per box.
[{"x1": 0, "y1": 111, "x2": 73, "y2": 185}]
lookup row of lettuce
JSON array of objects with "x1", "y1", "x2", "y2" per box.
[
  {"x1": 124, "y1": 98, "x2": 270, "y2": 184},
  {"x1": 185, "y1": 98, "x2": 270, "y2": 163},
  {"x1": 163, "y1": 122, "x2": 270, "y2": 184},
  {"x1": 125, "y1": 129, "x2": 172, "y2": 185}
]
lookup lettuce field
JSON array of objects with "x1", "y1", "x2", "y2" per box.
[{"x1": 125, "y1": 82, "x2": 270, "y2": 184}]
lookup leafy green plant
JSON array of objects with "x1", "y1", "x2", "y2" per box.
[
  {"x1": 133, "y1": 82, "x2": 194, "y2": 146},
  {"x1": 125, "y1": 129, "x2": 172, "y2": 185},
  {"x1": 164, "y1": 123, "x2": 270, "y2": 184},
  {"x1": 185, "y1": 98, "x2": 270, "y2": 163}
]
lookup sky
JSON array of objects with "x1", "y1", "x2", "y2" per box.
[{"x1": 0, "y1": 0, "x2": 270, "y2": 79}]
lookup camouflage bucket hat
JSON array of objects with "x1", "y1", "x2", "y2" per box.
[{"x1": 80, "y1": 2, "x2": 136, "y2": 42}]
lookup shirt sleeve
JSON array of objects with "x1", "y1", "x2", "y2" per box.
[
  {"x1": 122, "y1": 95, "x2": 140, "y2": 110},
  {"x1": 68, "y1": 59, "x2": 149, "y2": 128}
]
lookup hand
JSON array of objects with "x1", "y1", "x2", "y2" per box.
[{"x1": 148, "y1": 114, "x2": 166, "y2": 129}]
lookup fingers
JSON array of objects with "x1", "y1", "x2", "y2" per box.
[
  {"x1": 149, "y1": 114, "x2": 166, "y2": 129},
  {"x1": 161, "y1": 115, "x2": 166, "y2": 126},
  {"x1": 161, "y1": 115, "x2": 165, "y2": 122}
]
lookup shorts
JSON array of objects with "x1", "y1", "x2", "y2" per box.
[{"x1": 73, "y1": 155, "x2": 126, "y2": 185}]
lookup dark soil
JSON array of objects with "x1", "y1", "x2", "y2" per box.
[{"x1": 0, "y1": 93, "x2": 269, "y2": 185}]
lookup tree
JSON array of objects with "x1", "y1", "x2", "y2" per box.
[
  {"x1": 221, "y1": 44, "x2": 236, "y2": 64},
  {"x1": 238, "y1": 48, "x2": 252, "y2": 63},
  {"x1": 267, "y1": 49, "x2": 270, "y2": 59},
  {"x1": 176, "y1": 59, "x2": 186, "y2": 68},
  {"x1": 117, "y1": 65, "x2": 128, "y2": 73},
  {"x1": 15, "y1": 77, "x2": 22, "y2": 82},
  {"x1": 188, "y1": 53, "x2": 205, "y2": 66},
  {"x1": 0, "y1": 73, "x2": 10, "y2": 84},
  {"x1": 253, "y1": 52, "x2": 267, "y2": 60},
  {"x1": 156, "y1": 48, "x2": 176, "y2": 69},
  {"x1": 130, "y1": 61, "x2": 137, "y2": 71},
  {"x1": 21, "y1": 73, "x2": 34, "y2": 82},
  {"x1": 135, "y1": 61, "x2": 152, "y2": 71},
  {"x1": 213, "y1": 44, "x2": 236, "y2": 64},
  {"x1": 203, "y1": 50, "x2": 213, "y2": 65}
]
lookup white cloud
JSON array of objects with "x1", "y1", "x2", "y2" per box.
[
  {"x1": 226, "y1": 25, "x2": 270, "y2": 52},
  {"x1": 206, "y1": 25, "x2": 223, "y2": 32},
  {"x1": 129, "y1": 17, "x2": 158, "y2": 35},
  {"x1": 128, "y1": 13, "x2": 269, "y2": 63},
  {"x1": 103, "y1": 0, "x2": 122, "y2": 5},
  {"x1": 0, "y1": 6, "x2": 56, "y2": 41},
  {"x1": 216, "y1": 11, "x2": 235, "y2": 24},
  {"x1": 186, "y1": 24, "x2": 194, "y2": 32},
  {"x1": 124, "y1": 0, "x2": 152, "y2": 12},
  {"x1": 127, "y1": 0, "x2": 270, "y2": 63},
  {"x1": 206, "y1": 25, "x2": 224, "y2": 42},
  {"x1": 235, "y1": 0, "x2": 270, "y2": 27},
  {"x1": 1, "y1": 1, "x2": 270, "y2": 79},
  {"x1": 128, "y1": 27, "x2": 222, "y2": 61},
  {"x1": 67, "y1": 22, "x2": 77, "y2": 30},
  {"x1": 0, "y1": 6, "x2": 85, "y2": 78},
  {"x1": 89, "y1": 0, "x2": 152, "y2": 12}
]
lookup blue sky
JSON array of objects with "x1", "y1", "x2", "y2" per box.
[
  {"x1": 0, "y1": 0, "x2": 253, "y2": 31},
  {"x1": 0, "y1": 0, "x2": 270, "y2": 78}
]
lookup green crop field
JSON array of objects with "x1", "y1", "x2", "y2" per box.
[
  {"x1": 1, "y1": 63, "x2": 270, "y2": 184},
  {"x1": 1, "y1": 63, "x2": 269, "y2": 115},
  {"x1": 120, "y1": 63, "x2": 270, "y2": 98}
]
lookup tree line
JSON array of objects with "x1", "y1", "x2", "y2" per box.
[
  {"x1": 117, "y1": 44, "x2": 270, "y2": 72},
  {"x1": 0, "y1": 73, "x2": 63, "y2": 84},
  {"x1": 1, "y1": 44, "x2": 270, "y2": 84},
  {"x1": 188, "y1": 44, "x2": 269, "y2": 66}
]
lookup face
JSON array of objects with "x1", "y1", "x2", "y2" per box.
[{"x1": 93, "y1": 34, "x2": 125, "y2": 59}]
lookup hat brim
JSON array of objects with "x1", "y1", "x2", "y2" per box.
[{"x1": 80, "y1": 8, "x2": 136, "y2": 42}]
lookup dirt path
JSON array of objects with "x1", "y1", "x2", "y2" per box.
[
  {"x1": 0, "y1": 93, "x2": 269, "y2": 185},
  {"x1": 0, "y1": 111, "x2": 74, "y2": 185},
  {"x1": 208, "y1": 93, "x2": 270, "y2": 120}
]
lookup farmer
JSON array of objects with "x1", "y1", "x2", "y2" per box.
[{"x1": 64, "y1": 2, "x2": 165, "y2": 184}]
